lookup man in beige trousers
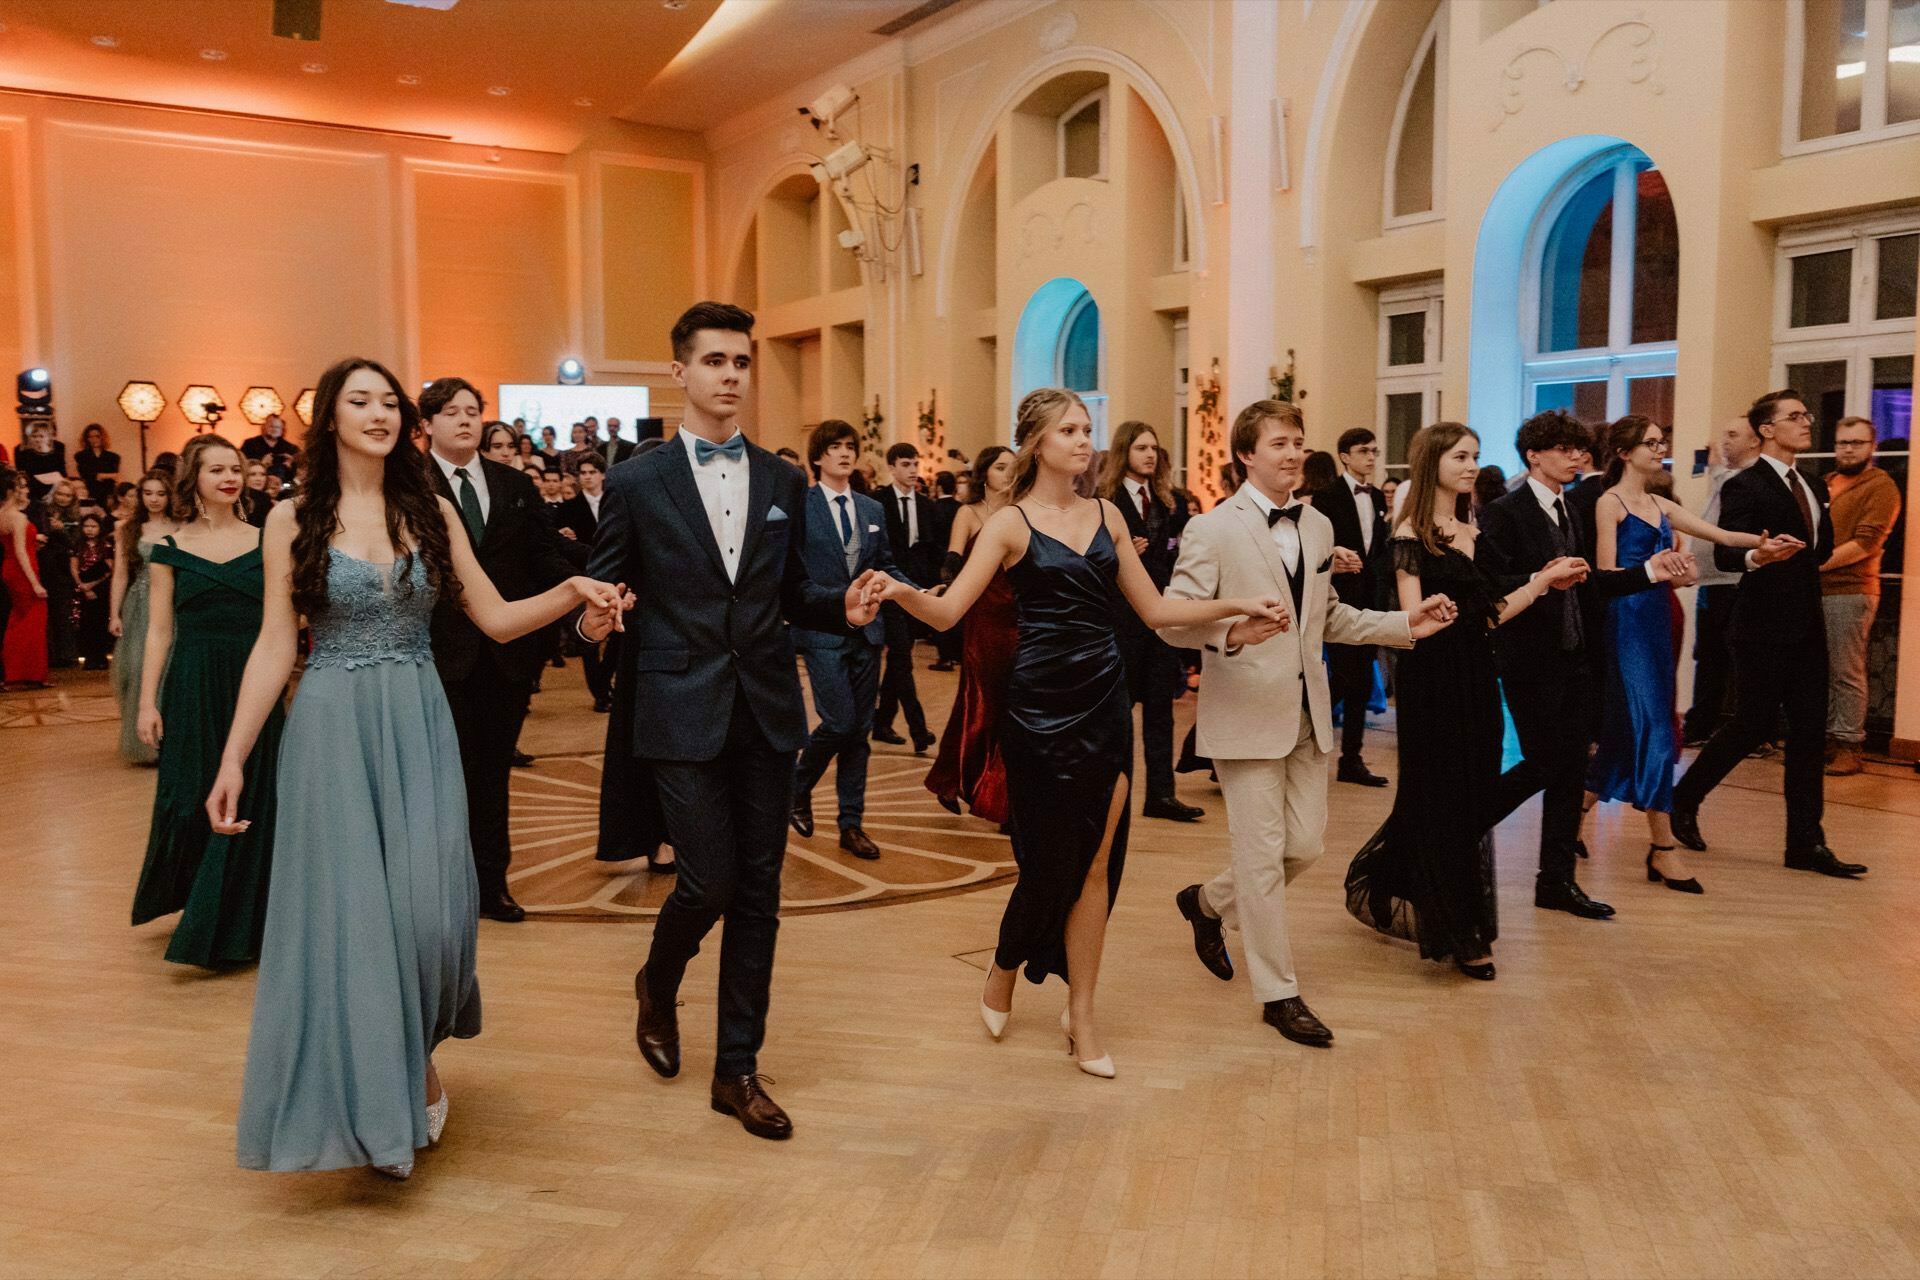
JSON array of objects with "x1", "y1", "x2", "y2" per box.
[{"x1": 1159, "y1": 401, "x2": 1455, "y2": 1046}]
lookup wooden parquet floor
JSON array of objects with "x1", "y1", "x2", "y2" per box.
[{"x1": 5, "y1": 661, "x2": 1920, "y2": 1279}]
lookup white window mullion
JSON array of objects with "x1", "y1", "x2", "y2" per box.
[
  {"x1": 1864, "y1": 0, "x2": 1894, "y2": 133},
  {"x1": 1607, "y1": 161, "x2": 1638, "y2": 354}
]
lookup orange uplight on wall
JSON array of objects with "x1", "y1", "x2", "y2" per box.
[
  {"x1": 179, "y1": 385, "x2": 226, "y2": 428},
  {"x1": 239, "y1": 386, "x2": 285, "y2": 425},
  {"x1": 117, "y1": 380, "x2": 167, "y2": 470},
  {"x1": 293, "y1": 387, "x2": 316, "y2": 427}
]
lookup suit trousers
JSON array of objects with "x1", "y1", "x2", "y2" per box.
[
  {"x1": 1682, "y1": 584, "x2": 1739, "y2": 741},
  {"x1": 1493, "y1": 668, "x2": 1590, "y2": 883},
  {"x1": 646, "y1": 690, "x2": 791, "y2": 1077},
  {"x1": 795, "y1": 640, "x2": 883, "y2": 829},
  {"x1": 1674, "y1": 633, "x2": 1828, "y2": 851},
  {"x1": 442, "y1": 668, "x2": 532, "y2": 900},
  {"x1": 1200, "y1": 718, "x2": 1325, "y2": 1004},
  {"x1": 874, "y1": 603, "x2": 928, "y2": 738},
  {"x1": 581, "y1": 637, "x2": 616, "y2": 704},
  {"x1": 1120, "y1": 629, "x2": 1179, "y2": 800},
  {"x1": 1327, "y1": 642, "x2": 1377, "y2": 760}
]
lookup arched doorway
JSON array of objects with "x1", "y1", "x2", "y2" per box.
[{"x1": 1013, "y1": 276, "x2": 1106, "y2": 443}]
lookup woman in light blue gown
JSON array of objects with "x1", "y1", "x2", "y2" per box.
[
  {"x1": 1586, "y1": 416, "x2": 1763, "y2": 896},
  {"x1": 207, "y1": 357, "x2": 629, "y2": 1181}
]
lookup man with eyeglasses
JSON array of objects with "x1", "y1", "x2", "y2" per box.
[
  {"x1": 1671, "y1": 390, "x2": 1866, "y2": 879},
  {"x1": 1818, "y1": 416, "x2": 1901, "y2": 777}
]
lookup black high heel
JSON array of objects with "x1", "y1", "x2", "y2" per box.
[
  {"x1": 1455, "y1": 959, "x2": 1496, "y2": 980},
  {"x1": 1646, "y1": 844, "x2": 1703, "y2": 894}
]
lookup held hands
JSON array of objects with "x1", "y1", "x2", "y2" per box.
[
  {"x1": 205, "y1": 760, "x2": 250, "y2": 836},
  {"x1": 1407, "y1": 593, "x2": 1458, "y2": 639},
  {"x1": 1645, "y1": 548, "x2": 1696, "y2": 585},
  {"x1": 136, "y1": 704, "x2": 163, "y2": 748},
  {"x1": 844, "y1": 569, "x2": 886, "y2": 627},
  {"x1": 572, "y1": 577, "x2": 634, "y2": 642},
  {"x1": 1751, "y1": 529, "x2": 1806, "y2": 566},
  {"x1": 1224, "y1": 595, "x2": 1293, "y2": 648},
  {"x1": 1330, "y1": 546, "x2": 1365, "y2": 576},
  {"x1": 1535, "y1": 556, "x2": 1590, "y2": 592}
]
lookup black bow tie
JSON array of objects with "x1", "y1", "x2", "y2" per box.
[
  {"x1": 1267, "y1": 505, "x2": 1302, "y2": 527},
  {"x1": 1356, "y1": 484, "x2": 1381, "y2": 499}
]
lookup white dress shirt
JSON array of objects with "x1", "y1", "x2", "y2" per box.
[
  {"x1": 1125, "y1": 478, "x2": 1150, "y2": 516},
  {"x1": 1527, "y1": 473, "x2": 1658, "y2": 581},
  {"x1": 1744, "y1": 452, "x2": 1817, "y2": 570},
  {"x1": 686, "y1": 432, "x2": 749, "y2": 582},
  {"x1": 818, "y1": 477, "x2": 859, "y2": 571},
  {"x1": 430, "y1": 449, "x2": 491, "y2": 524},
  {"x1": 888, "y1": 483, "x2": 920, "y2": 547},
  {"x1": 1239, "y1": 482, "x2": 1301, "y2": 575},
  {"x1": 583, "y1": 489, "x2": 602, "y2": 522},
  {"x1": 1342, "y1": 472, "x2": 1375, "y2": 552}
]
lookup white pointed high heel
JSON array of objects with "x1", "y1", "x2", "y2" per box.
[
  {"x1": 979, "y1": 1000, "x2": 1010, "y2": 1040},
  {"x1": 426, "y1": 1089, "x2": 449, "y2": 1146},
  {"x1": 1061, "y1": 1006, "x2": 1116, "y2": 1079}
]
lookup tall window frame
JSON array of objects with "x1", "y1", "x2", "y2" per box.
[
  {"x1": 1784, "y1": 0, "x2": 1920, "y2": 155},
  {"x1": 1384, "y1": 4, "x2": 1449, "y2": 228},
  {"x1": 1519, "y1": 146, "x2": 1678, "y2": 427},
  {"x1": 1057, "y1": 88, "x2": 1109, "y2": 182},
  {"x1": 1377, "y1": 279, "x2": 1445, "y2": 473}
]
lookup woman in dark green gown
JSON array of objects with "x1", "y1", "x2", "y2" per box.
[{"x1": 130, "y1": 435, "x2": 283, "y2": 967}]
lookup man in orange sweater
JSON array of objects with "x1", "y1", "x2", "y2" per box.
[{"x1": 1819, "y1": 416, "x2": 1902, "y2": 776}]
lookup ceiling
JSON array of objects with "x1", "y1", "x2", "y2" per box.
[{"x1": 0, "y1": 0, "x2": 971, "y2": 152}]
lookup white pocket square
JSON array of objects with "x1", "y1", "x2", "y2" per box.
[
  {"x1": 867, "y1": 523, "x2": 880, "y2": 532},
  {"x1": 767, "y1": 505, "x2": 788, "y2": 522}
]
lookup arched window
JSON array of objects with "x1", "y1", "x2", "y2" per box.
[
  {"x1": 1014, "y1": 278, "x2": 1108, "y2": 444},
  {"x1": 1058, "y1": 89, "x2": 1108, "y2": 181},
  {"x1": 1522, "y1": 145, "x2": 1679, "y2": 427},
  {"x1": 1058, "y1": 293, "x2": 1100, "y2": 391},
  {"x1": 1385, "y1": 5, "x2": 1448, "y2": 225}
]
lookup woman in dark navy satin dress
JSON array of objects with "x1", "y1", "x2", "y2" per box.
[{"x1": 875, "y1": 389, "x2": 1284, "y2": 1078}]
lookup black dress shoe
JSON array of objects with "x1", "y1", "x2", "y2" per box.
[
  {"x1": 646, "y1": 851, "x2": 678, "y2": 875},
  {"x1": 511, "y1": 751, "x2": 536, "y2": 769},
  {"x1": 838, "y1": 827, "x2": 881, "y2": 860},
  {"x1": 479, "y1": 891, "x2": 526, "y2": 923},
  {"x1": 1263, "y1": 996, "x2": 1333, "y2": 1047},
  {"x1": 593, "y1": 697, "x2": 613, "y2": 713},
  {"x1": 1534, "y1": 878, "x2": 1614, "y2": 919},
  {"x1": 789, "y1": 795, "x2": 814, "y2": 838},
  {"x1": 1336, "y1": 757, "x2": 1389, "y2": 787},
  {"x1": 911, "y1": 730, "x2": 937, "y2": 756},
  {"x1": 1785, "y1": 846, "x2": 1867, "y2": 878},
  {"x1": 710, "y1": 1073, "x2": 792, "y2": 1140},
  {"x1": 1143, "y1": 796, "x2": 1205, "y2": 822},
  {"x1": 1456, "y1": 959, "x2": 1496, "y2": 980},
  {"x1": 1670, "y1": 806, "x2": 1707, "y2": 851},
  {"x1": 633, "y1": 967, "x2": 681, "y2": 1079},
  {"x1": 1174, "y1": 884, "x2": 1232, "y2": 981},
  {"x1": 871, "y1": 726, "x2": 906, "y2": 745}
]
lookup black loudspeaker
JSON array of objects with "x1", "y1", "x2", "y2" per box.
[
  {"x1": 636, "y1": 417, "x2": 665, "y2": 441},
  {"x1": 272, "y1": 0, "x2": 322, "y2": 41}
]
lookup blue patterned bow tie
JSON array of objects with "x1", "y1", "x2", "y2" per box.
[
  {"x1": 692, "y1": 433, "x2": 746, "y2": 465},
  {"x1": 1266, "y1": 504, "x2": 1302, "y2": 526}
]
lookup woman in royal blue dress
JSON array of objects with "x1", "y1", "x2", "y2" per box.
[
  {"x1": 206, "y1": 357, "x2": 627, "y2": 1182},
  {"x1": 1587, "y1": 415, "x2": 1773, "y2": 894},
  {"x1": 870, "y1": 388, "x2": 1283, "y2": 1078}
]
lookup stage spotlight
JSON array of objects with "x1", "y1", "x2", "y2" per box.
[
  {"x1": 558, "y1": 358, "x2": 585, "y2": 385},
  {"x1": 26, "y1": 367, "x2": 47, "y2": 385},
  {"x1": 17, "y1": 367, "x2": 53, "y2": 418}
]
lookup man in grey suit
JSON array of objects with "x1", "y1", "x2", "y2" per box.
[{"x1": 789, "y1": 419, "x2": 915, "y2": 860}]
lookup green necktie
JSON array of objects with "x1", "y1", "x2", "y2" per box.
[{"x1": 455, "y1": 466, "x2": 485, "y2": 545}]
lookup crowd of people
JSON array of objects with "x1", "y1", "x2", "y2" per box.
[{"x1": 11, "y1": 299, "x2": 1900, "y2": 1185}]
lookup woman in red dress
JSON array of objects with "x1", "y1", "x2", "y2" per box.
[
  {"x1": 925, "y1": 446, "x2": 1018, "y2": 823},
  {"x1": 2, "y1": 467, "x2": 52, "y2": 688}
]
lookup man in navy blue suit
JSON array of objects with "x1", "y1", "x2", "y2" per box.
[
  {"x1": 789, "y1": 419, "x2": 913, "y2": 860},
  {"x1": 580, "y1": 302, "x2": 879, "y2": 1140}
]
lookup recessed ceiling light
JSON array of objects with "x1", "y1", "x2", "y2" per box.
[
  {"x1": 90, "y1": 34, "x2": 119, "y2": 48},
  {"x1": 573, "y1": 97, "x2": 593, "y2": 107},
  {"x1": 486, "y1": 85, "x2": 511, "y2": 96},
  {"x1": 200, "y1": 48, "x2": 228, "y2": 61},
  {"x1": 397, "y1": 74, "x2": 422, "y2": 86},
  {"x1": 302, "y1": 61, "x2": 327, "y2": 73}
]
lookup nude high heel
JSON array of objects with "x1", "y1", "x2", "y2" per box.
[
  {"x1": 980, "y1": 972, "x2": 1010, "y2": 1040},
  {"x1": 1061, "y1": 1006, "x2": 1115, "y2": 1079}
]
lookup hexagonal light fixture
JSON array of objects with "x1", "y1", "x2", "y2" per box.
[
  {"x1": 117, "y1": 381, "x2": 166, "y2": 469},
  {"x1": 293, "y1": 387, "x2": 317, "y2": 427},
  {"x1": 179, "y1": 384, "x2": 226, "y2": 427},
  {"x1": 239, "y1": 385, "x2": 285, "y2": 426}
]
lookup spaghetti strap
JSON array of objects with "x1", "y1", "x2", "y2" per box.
[{"x1": 1013, "y1": 505, "x2": 1035, "y2": 530}]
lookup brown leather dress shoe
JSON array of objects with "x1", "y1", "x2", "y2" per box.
[
  {"x1": 838, "y1": 827, "x2": 881, "y2": 860},
  {"x1": 710, "y1": 1074, "x2": 793, "y2": 1140},
  {"x1": 633, "y1": 967, "x2": 680, "y2": 1079},
  {"x1": 1262, "y1": 996, "x2": 1333, "y2": 1047},
  {"x1": 1174, "y1": 884, "x2": 1232, "y2": 981}
]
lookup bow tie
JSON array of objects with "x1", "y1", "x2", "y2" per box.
[
  {"x1": 692, "y1": 434, "x2": 746, "y2": 465},
  {"x1": 1356, "y1": 484, "x2": 1381, "y2": 499},
  {"x1": 1266, "y1": 505, "x2": 1303, "y2": 527}
]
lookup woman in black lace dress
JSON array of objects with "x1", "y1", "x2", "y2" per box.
[{"x1": 1344, "y1": 423, "x2": 1587, "y2": 979}]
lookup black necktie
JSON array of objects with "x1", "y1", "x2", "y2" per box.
[
  {"x1": 899, "y1": 494, "x2": 912, "y2": 544},
  {"x1": 454, "y1": 466, "x2": 485, "y2": 545},
  {"x1": 1548, "y1": 497, "x2": 1582, "y2": 651},
  {"x1": 1266, "y1": 505, "x2": 1302, "y2": 527},
  {"x1": 1552, "y1": 497, "x2": 1572, "y2": 539}
]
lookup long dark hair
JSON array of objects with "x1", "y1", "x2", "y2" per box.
[
  {"x1": 1403, "y1": 422, "x2": 1478, "y2": 556},
  {"x1": 969, "y1": 445, "x2": 1012, "y2": 504},
  {"x1": 289, "y1": 357, "x2": 459, "y2": 618},
  {"x1": 119, "y1": 468, "x2": 172, "y2": 570},
  {"x1": 1600, "y1": 414, "x2": 1660, "y2": 488},
  {"x1": 1096, "y1": 420, "x2": 1172, "y2": 508}
]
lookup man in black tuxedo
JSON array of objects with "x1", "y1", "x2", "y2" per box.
[
  {"x1": 873, "y1": 441, "x2": 938, "y2": 753},
  {"x1": 1321, "y1": 428, "x2": 1392, "y2": 786},
  {"x1": 928, "y1": 470, "x2": 963, "y2": 671},
  {"x1": 556, "y1": 456, "x2": 616, "y2": 711},
  {"x1": 423, "y1": 376, "x2": 577, "y2": 923},
  {"x1": 1671, "y1": 390, "x2": 1865, "y2": 878},
  {"x1": 1478, "y1": 410, "x2": 1692, "y2": 920},
  {"x1": 1108, "y1": 421, "x2": 1202, "y2": 820},
  {"x1": 581, "y1": 302, "x2": 878, "y2": 1140}
]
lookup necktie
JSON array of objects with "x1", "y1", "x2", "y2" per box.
[
  {"x1": 1789, "y1": 470, "x2": 1816, "y2": 538},
  {"x1": 454, "y1": 466, "x2": 485, "y2": 545},
  {"x1": 1547, "y1": 496, "x2": 1583, "y2": 651},
  {"x1": 835, "y1": 494, "x2": 857, "y2": 572},
  {"x1": 1265, "y1": 504, "x2": 1303, "y2": 527},
  {"x1": 1552, "y1": 497, "x2": 1571, "y2": 538},
  {"x1": 692, "y1": 434, "x2": 745, "y2": 465},
  {"x1": 899, "y1": 493, "x2": 913, "y2": 544}
]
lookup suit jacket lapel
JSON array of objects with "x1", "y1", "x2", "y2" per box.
[
  {"x1": 659, "y1": 434, "x2": 728, "y2": 579},
  {"x1": 809, "y1": 486, "x2": 850, "y2": 585},
  {"x1": 1229, "y1": 492, "x2": 1294, "y2": 598},
  {"x1": 738, "y1": 447, "x2": 774, "y2": 570},
  {"x1": 479, "y1": 461, "x2": 512, "y2": 551}
]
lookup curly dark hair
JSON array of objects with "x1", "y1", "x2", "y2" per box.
[
  {"x1": 289, "y1": 357, "x2": 459, "y2": 619},
  {"x1": 1514, "y1": 409, "x2": 1590, "y2": 464}
]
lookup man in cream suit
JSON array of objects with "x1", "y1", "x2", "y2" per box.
[{"x1": 1159, "y1": 400, "x2": 1455, "y2": 1047}]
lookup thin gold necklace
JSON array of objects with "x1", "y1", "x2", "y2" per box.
[{"x1": 1029, "y1": 496, "x2": 1076, "y2": 512}]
